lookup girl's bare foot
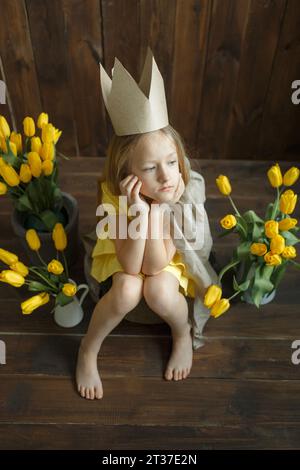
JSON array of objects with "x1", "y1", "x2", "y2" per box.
[
  {"x1": 164, "y1": 324, "x2": 193, "y2": 381},
  {"x1": 76, "y1": 341, "x2": 103, "y2": 399}
]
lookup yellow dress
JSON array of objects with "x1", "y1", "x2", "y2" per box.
[{"x1": 91, "y1": 181, "x2": 195, "y2": 298}]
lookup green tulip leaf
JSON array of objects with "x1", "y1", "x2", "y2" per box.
[
  {"x1": 243, "y1": 210, "x2": 264, "y2": 224},
  {"x1": 15, "y1": 194, "x2": 33, "y2": 212},
  {"x1": 55, "y1": 291, "x2": 73, "y2": 307},
  {"x1": 236, "y1": 241, "x2": 252, "y2": 259},
  {"x1": 252, "y1": 265, "x2": 274, "y2": 308},
  {"x1": 265, "y1": 202, "x2": 274, "y2": 220},
  {"x1": 233, "y1": 275, "x2": 251, "y2": 292},
  {"x1": 28, "y1": 281, "x2": 52, "y2": 292},
  {"x1": 280, "y1": 230, "x2": 300, "y2": 246},
  {"x1": 40, "y1": 210, "x2": 59, "y2": 231},
  {"x1": 271, "y1": 263, "x2": 287, "y2": 289}
]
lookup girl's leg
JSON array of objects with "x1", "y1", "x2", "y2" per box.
[
  {"x1": 143, "y1": 271, "x2": 193, "y2": 381},
  {"x1": 76, "y1": 272, "x2": 143, "y2": 399}
]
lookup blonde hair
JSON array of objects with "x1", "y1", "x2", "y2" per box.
[{"x1": 104, "y1": 124, "x2": 190, "y2": 195}]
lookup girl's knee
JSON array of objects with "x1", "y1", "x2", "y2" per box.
[
  {"x1": 110, "y1": 272, "x2": 143, "y2": 312},
  {"x1": 143, "y1": 272, "x2": 179, "y2": 313}
]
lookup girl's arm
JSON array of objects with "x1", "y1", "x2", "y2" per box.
[
  {"x1": 141, "y1": 204, "x2": 173, "y2": 275},
  {"x1": 114, "y1": 212, "x2": 148, "y2": 275},
  {"x1": 114, "y1": 174, "x2": 149, "y2": 275}
]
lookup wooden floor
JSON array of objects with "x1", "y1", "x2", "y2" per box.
[{"x1": 0, "y1": 158, "x2": 299, "y2": 450}]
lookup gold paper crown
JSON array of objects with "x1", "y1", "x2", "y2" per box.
[{"x1": 99, "y1": 47, "x2": 169, "y2": 136}]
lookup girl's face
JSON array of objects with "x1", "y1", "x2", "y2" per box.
[{"x1": 129, "y1": 131, "x2": 180, "y2": 202}]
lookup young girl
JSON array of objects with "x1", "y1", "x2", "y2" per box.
[
  {"x1": 76, "y1": 125, "x2": 199, "y2": 399},
  {"x1": 77, "y1": 48, "x2": 217, "y2": 399}
]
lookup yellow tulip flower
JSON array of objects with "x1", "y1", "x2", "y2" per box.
[
  {"x1": 42, "y1": 123, "x2": 55, "y2": 143},
  {"x1": 37, "y1": 112, "x2": 49, "y2": 129},
  {"x1": 21, "y1": 292, "x2": 50, "y2": 315},
  {"x1": 282, "y1": 246, "x2": 297, "y2": 259},
  {"x1": 10, "y1": 261, "x2": 29, "y2": 277},
  {"x1": 10, "y1": 132, "x2": 23, "y2": 154},
  {"x1": 40, "y1": 142, "x2": 54, "y2": 161},
  {"x1": 216, "y1": 175, "x2": 232, "y2": 196},
  {"x1": 19, "y1": 163, "x2": 32, "y2": 183},
  {"x1": 0, "y1": 136, "x2": 8, "y2": 153},
  {"x1": 278, "y1": 218, "x2": 298, "y2": 231},
  {"x1": 0, "y1": 248, "x2": 18, "y2": 265},
  {"x1": 0, "y1": 270, "x2": 25, "y2": 287},
  {"x1": 267, "y1": 163, "x2": 282, "y2": 188},
  {"x1": 52, "y1": 223, "x2": 67, "y2": 251},
  {"x1": 25, "y1": 229, "x2": 41, "y2": 251},
  {"x1": 250, "y1": 243, "x2": 268, "y2": 256},
  {"x1": 31, "y1": 136, "x2": 42, "y2": 153},
  {"x1": 0, "y1": 115, "x2": 11, "y2": 138},
  {"x1": 281, "y1": 246, "x2": 297, "y2": 259},
  {"x1": 62, "y1": 283, "x2": 77, "y2": 297},
  {"x1": 0, "y1": 163, "x2": 20, "y2": 187},
  {"x1": 0, "y1": 182, "x2": 7, "y2": 195},
  {"x1": 204, "y1": 284, "x2": 222, "y2": 309},
  {"x1": 47, "y1": 259, "x2": 64, "y2": 275},
  {"x1": 264, "y1": 252, "x2": 282, "y2": 266},
  {"x1": 220, "y1": 214, "x2": 237, "y2": 230},
  {"x1": 210, "y1": 298, "x2": 230, "y2": 318},
  {"x1": 265, "y1": 220, "x2": 279, "y2": 238},
  {"x1": 42, "y1": 159, "x2": 53, "y2": 176},
  {"x1": 8, "y1": 141, "x2": 17, "y2": 156},
  {"x1": 280, "y1": 190, "x2": 297, "y2": 215},
  {"x1": 270, "y1": 234, "x2": 285, "y2": 255},
  {"x1": 23, "y1": 116, "x2": 35, "y2": 137},
  {"x1": 53, "y1": 127, "x2": 62, "y2": 144},
  {"x1": 283, "y1": 167, "x2": 299, "y2": 186},
  {"x1": 27, "y1": 151, "x2": 42, "y2": 178}
]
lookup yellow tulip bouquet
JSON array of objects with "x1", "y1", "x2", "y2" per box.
[
  {"x1": 203, "y1": 164, "x2": 299, "y2": 318},
  {"x1": 0, "y1": 113, "x2": 67, "y2": 232},
  {"x1": 0, "y1": 223, "x2": 77, "y2": 314}
]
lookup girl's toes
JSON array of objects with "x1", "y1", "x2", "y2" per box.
[
  {"x1": 165, "y1": 368, "x2": 173, "y2": 381},
  {"x1": 174, "y1": 369, "x2": 180, "y2": 381},
  {"x1": 95, "y1": 387, "x2": 103, "y2": 399}
]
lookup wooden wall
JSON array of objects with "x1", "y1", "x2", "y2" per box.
[{"x1": 0, "y1": 0, "x2": 299, "y2": 160}]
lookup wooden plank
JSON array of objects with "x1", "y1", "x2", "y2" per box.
[
  {"x1": 101, "y1": 0, "x2": 141, "y2": 139},
  {"x1": 1, "y1": 375, "x2": 300, "y2": 425},
  {"x1": 26, "y1": 0, "x2": 77, "y2": 155},
  {"x1": 0, "y1": 284, "x2": 299, "y2": 336},
  {"x1": 224, "y1": 0, "x2": 287, "y2": 159},
  {"x1": 61, "y1": 0, "x2": 108, "y2": 156},
  {"x1": 259, "y1": 0, "x2": 300, "y2": 160},
  {"x1": 139, "y1": 0, "x2": 176, "y2": 132},
  {"x1": 197, "y1": 0, "x2": 251, "y2": 158},
  {"x1": 0, "y1": 422, "x2": 299, "y2": 449},
  {"x1": 0, "y1": 0, "x2": 42, "y2": 129},
  {"x1": 0, "y1": 333, "x2": 298, "y2": 381},
  {"x1": 171, "y1": 0, "x2": 211, "y2": 147}
]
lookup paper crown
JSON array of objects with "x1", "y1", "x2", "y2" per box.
[{"x1": 99, "y1": 47, "x2": 169, "y2": 136}]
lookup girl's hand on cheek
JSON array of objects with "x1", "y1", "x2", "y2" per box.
[{"x1": 119, "y1": 174, "x2": 149, "y2": 212}]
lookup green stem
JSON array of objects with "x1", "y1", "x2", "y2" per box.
[
  {"x1": 270, "y1": 187, "x2": 280, "y2": 220},
  {"x1": 36, "y1": 250, "x2": 48, "y2": 267},
  {"x1": 228, "y1": 196, "x2": 241, "y2": 217},
  {"x1": 62, "y1": 251, "x2": 69, "y2": 280},
  {"x1": 236, "y1": 221, "x2": 247, "y2": 239},
  {"x1": 29, "y1": 267, "x2": 57, "y2": 290},
  {"x1": 228, "y1": 290, "x2": 242, "y2": 301},
  {"x1": 218, "y1": 259, "x2": 241, "y2": 283}
]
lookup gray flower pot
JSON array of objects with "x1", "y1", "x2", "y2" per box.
[{"x1": 11, "y1": 192, "x2": 79, "y2": 267}]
